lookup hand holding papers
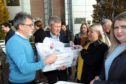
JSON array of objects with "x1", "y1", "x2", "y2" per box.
[
  {"x1": 57, "y1": 65, "x2": 66, "y2": 70},
  {"x1": 44, "y1": 53, "x2": 57, "y2": 64},
  {"x1": 36, "y1": 37, "x2": 82, "y2": 72}
]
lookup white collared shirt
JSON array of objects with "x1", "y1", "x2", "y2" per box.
[
  {"x1": 50, "y1": 32, "x2": 60, "y2": 41},
  {"x1": 16, "y1": 32, "x2": 27, "y2": 39}
]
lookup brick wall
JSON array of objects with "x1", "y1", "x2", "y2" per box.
[
  {"x1": 30, "y1": 0, "x2": 44, "y2": 20},
  {"x1": 52, "y1": 0, "x2": 65, "y2": 21},
  {"x1": 30, "y1": 0, "x2": 65, "y2": 23}
]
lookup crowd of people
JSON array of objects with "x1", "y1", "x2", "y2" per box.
[{"x1": 0, "y1": 11, "x2": 126, "y2": 84}]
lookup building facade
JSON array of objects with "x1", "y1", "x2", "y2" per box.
[
  {"x1": 6, "y1": 0, "x2": 65, "y2": 25},
  {"x1": 5, "y1": 0, "x2": 96, "y2": 34}
]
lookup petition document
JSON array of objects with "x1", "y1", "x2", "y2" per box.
[{"x1": 36, "y1": 37, "x2": 81, "y2": 72}]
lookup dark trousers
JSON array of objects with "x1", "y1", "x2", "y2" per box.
[
  {"x1": 8, "y1": 80, "x2": 36, "y2": 84},
  {"x1": 44, "y1": 70, "x2": 68, "y2": 84}
]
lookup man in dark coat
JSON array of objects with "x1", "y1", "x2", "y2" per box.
[{"x1": 43, "y1": 16, "x2": 69, "y2": 84}]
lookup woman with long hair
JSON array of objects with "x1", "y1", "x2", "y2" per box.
[{"x1": 90, "y1": 11, "x2": 126, "y2": 84}]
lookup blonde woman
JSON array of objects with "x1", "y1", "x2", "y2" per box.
[
  {"x1": 79, "y1": 24, "x2": 109, "y2": 84},
  {"x1": 90, "y1": 11, "x2": 126, "y2": 84}
]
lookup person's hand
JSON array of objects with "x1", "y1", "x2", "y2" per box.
[
  {"x1": 70, "y1": 41, "x2": 74, "y2": 47},
  {"x1": 90, "y1": 76, "x2": 100, "y2": 84},
  {"x1": 57, "y1": 65, "x2": 66, "y2": 70},
  {"x1": 71, "y1": 44, "x2": 82, "y2": 50},
  {"x1": 94, "y1": 76, "x2": 100, "y2": 80},
  {"x1": 44, "y1": 53, "x2": 57, "y2": 64},
  {"x1": 74, "y1": 45, "x2": 83, "y2": 49},
  {"x1": 90, "y1": 79, "x2": 95, "y2": 84}
]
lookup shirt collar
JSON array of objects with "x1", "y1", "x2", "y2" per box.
[
  {"x1": 50, "y1": 32, "x2": 60, "y2": 41},
  {"x1": 16, "y1": 32, "x2": 27, "y2": 39}
]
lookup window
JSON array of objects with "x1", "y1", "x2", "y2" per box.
[
  {"x1": 74, "y1": 18, "x2": 86, "y2": 24},
  {"x1": 6, "y1": 0, "x2": 20, "y2": 6}
]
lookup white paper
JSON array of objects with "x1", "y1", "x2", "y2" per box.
[
  {"x1": 36, "y1": 37, "x2": 81, "y2": 72},
  {"x1": 55, "y1": 81, "x2": 82, "y2": 84},
  {"x1": 0, "y1": 41, "x2": 6, "y2": 53},
  {"x1": 43, "y1": 37, "x2": 65, "y2": 53}
]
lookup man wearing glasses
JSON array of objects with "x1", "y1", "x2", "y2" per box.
[{"x1": 6, "y1": 12, "x2": 57, "y2": 84}]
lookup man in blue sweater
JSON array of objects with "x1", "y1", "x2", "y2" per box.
[{"x1": 6, "y1": 12, "x2": 57, "y2": 84}]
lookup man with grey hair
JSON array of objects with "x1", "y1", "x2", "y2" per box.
[
  {"x1": 43, "y1": 16, "x2": 69, "y2": 83},
  {"x1": 101, "y1": 19, "x2": 112, "y2": 46},
  {"x1": 102, "y1": 19, "x2": 112, "y2": 38},
  {"x1": 6, "y1": 12, "x2": 57, "y2": 84}
]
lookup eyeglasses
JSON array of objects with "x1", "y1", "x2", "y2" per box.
[{"x1": 22, "y1": 24, "x2": 34, "y2": 28}]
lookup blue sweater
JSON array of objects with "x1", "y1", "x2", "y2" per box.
[{"x1": 6, "y1": 33, "x2": 45, "y2": 83}]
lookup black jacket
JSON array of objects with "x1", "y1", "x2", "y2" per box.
[
  {"x1": 94, "y1": 50, "x2": 126, "y2": 84},
  {"x1": 74, "y1": 33, "x2": 81, "y2": 45},
  {"x1": 5, "y1": 29, "x2": 15, "y2": 45},
  {"x1": 45, "y1": 30, "x2": 69, "y2": 43},
  {"x1": 80, "y1": 40, "x2": 109, "y2": 84},
  {"x1": 33, "y1": 29, "x2": 46, "y2": 43}
]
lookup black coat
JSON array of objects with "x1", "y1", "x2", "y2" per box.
[
  {"x1": 45, "y1": 30, "x2": 70, "y2": 43},
  {"x1": 74, "y1": 33, "x2": 81, "y2": 45},
  {"x1": 5, "y1": 29, "x2": 15, "y2": 45},
  {"x1": 94, "y1": 50, "x2": 126, "y2": 84},
  {"x1": 80, "y1": 40, "x2": 108, "y2": 84},
  {"x1": 33, "y1": 29, "x2": 46, "y2": 43},
  {"x1": 61, "y1": 29, "x2": 73, "y2": 43}
]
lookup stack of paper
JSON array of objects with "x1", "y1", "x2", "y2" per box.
[
  {"x1": 36, "y1": 37, "x2": 81, "y2": 72},
  {"x1": 55, "y1": 81, "x2": 82, "y2": 84}
]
